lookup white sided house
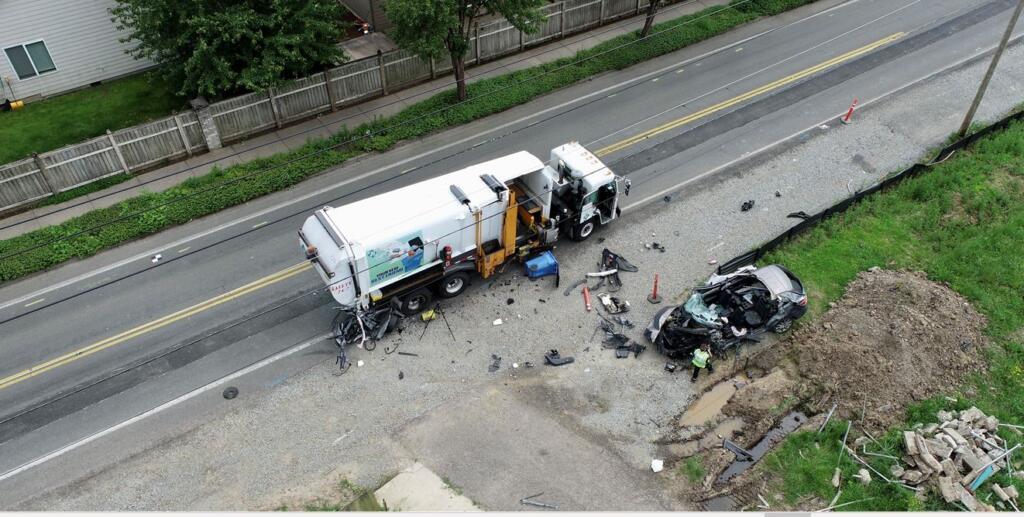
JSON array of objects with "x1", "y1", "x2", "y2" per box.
[{"x1": 0, "y1": 0, "x2": 152, "y2": 101}]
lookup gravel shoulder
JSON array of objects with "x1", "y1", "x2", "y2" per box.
[{"x1": 14, "y1": 40, "x2": 1024, "y2": 512}]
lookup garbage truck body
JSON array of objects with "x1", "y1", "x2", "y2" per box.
[{"x1": 299, "y1": 142, "x2": 629, "y2": 315}]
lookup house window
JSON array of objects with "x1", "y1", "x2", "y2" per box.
[{"x1": 4, "y1": 41, "x2": 56, "y2": 80}]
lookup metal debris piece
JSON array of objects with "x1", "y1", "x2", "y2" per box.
[{"x1": 520, "y1": 492, "x2": 558, "y2": 509}]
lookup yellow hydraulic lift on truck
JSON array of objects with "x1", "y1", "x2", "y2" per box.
[{"x1": 299, "y1": 142, "x2": 630, "y2": 318}]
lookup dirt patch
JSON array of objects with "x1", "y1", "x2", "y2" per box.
[
  {"x1": 663, "y1": 269, "x2": 989, "y2": 504},
  {"x1": 786, "y1": 268, "x2": 987, "y2": 430}
]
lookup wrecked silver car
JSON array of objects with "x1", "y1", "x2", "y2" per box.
[{"x1": 645, "y1": 264, "x2": 807, "y2": 359}]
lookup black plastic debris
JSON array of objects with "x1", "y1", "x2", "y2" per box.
[
  {"x1": 544, "y1": 349, "x2": 575, "y2": 366},
  {"x1": 398, "y1": 371, "x2": 405, "y2": 380},
  {"x1": 507, "y1": 298, "x2": 515, "y2": 305},
  {"x1": 332, "y1": 301, "x2": 403, "y2": 369},
  {"x1": 488, "y1": 354, "x2": 502, "y2": 373},
  {"x1": 651, "y1": 242, "x2": 666, "y2": 252},
  {"x1": 741, "y1": 200, "x2": 755, "y2": 212},
  {"x1": 223, "y1": 387, "x2": 239, "y2": 399},
  {"x1": 787, "y1": 211, "x2": 811, "y2": 220},
  {"x1": 775, "y1": 190, "x2": 782, "y2": 197},
  {"x1": 615, "y1": 347, "x2": 630, "y2": 359},
  {"x1": 665, "y1": 362, "x2": 678, "y2": 373},
  {"x1": 602, "y1": 248, "x2": 639, "y2": 273},
  {"x1": 615, "y1": 316, "x2": 635, "y2": 329}
]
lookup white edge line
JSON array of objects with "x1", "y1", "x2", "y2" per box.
[
  {"x1": 622, "y1": 36, "x2": 1024, "y2": 211},
  {"x1": 0, "y1": 332, "x2": 331, "y2": 483},
  {"x1": 0, "y1": 2, "x2": 854, "y2": 312}
]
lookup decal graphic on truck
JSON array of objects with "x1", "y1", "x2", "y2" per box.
[{"x1": 367, "y1": 233, "x2": 425, "y2": 286}]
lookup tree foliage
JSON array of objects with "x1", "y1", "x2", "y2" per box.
[
  {"x1": 387, "y1": 0, "x2": 545, "y2": 100},
  {"x1": 111, "y1": 0, "x2": 348, "y2": 98}
]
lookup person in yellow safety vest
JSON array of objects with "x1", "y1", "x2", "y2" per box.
[{"x1": 691, "y1": 342, "x2": 714, "y2": 382}]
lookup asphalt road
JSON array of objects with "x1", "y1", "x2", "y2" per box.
[{"x1": 0, "y1": 0, "x2": 1020, "y2": 504}]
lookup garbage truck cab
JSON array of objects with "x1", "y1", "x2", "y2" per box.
[{"x1": 298, "y1": 142, "x2": 628, "y2": 315}]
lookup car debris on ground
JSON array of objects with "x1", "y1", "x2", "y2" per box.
[
  {"x1": 563, "y1": 249, "x2": 639, "y2": 298},
  {"x1": 544, "y1": 349, "x2": 574, "y2": 366},
  {"x1": 520, "y1": 492, "x2": 558, "y2": 509}
]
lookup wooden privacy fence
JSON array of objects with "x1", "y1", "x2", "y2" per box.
[{"x1": 0, "y1": 0, "x2": 658, "y2": 214}]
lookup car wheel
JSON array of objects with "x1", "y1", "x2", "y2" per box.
[
  {"x1": 571, "y1": 218, "x2": 596, "y2": 242},
  {"x1": 772, "y1": 318, "x2": 793, "y2": 334},
  {"x1": 400, "y1": 288, "x2": 433, "y2": 316},
  {"x1": 436, "y1": 272, "x2": 469, "y2": 298}
]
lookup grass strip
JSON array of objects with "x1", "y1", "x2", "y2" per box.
[
  {"x1": 758, "y1": 119, "x2": 1024, "y2": 510},
  {"x1": 0, "y1": 0, "x2": 816, "y2": 282},
  {"x1": 0, "y1": 73, "x2": 185, "y2": 165}
]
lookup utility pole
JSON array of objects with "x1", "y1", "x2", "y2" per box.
[{"x1": 958, "y1": 0, "x2": 1024, "y2": 138}]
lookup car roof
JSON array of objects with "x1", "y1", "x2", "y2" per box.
[{"x1": 753, "y1": 265, "x2": 797, "y2": 295}]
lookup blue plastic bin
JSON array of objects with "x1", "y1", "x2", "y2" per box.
[{"x1": 525, "y1": 251, "x2": 559, "y2": 280}]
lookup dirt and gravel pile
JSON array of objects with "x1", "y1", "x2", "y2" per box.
[
  {"x1": 664, "y1": 269, "x2": 990, "y2": 507},
  {"x1": 785, "y1": 268, "x2": 988, "y2": 430}
]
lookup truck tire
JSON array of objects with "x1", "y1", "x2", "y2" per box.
[
  {"x1": 400, "y1": 288, "x2": 433, "y2": 316},
  {"x1": 570, "y1": 218, "x2": 596, "y2": 242},
  {"x1": 436, "y1": 272, "x2": 469, "y2": 298}
]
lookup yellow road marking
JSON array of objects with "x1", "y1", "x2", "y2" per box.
[
  {"x1": 595, "y1": 32, "x2": 904, "y2": 157},
  {"x1": 0, "y1": 261, "x2": 312, "y2": 391},
  {"x1": 23, "y1": 298, "x2": 44, "y2": 308}
]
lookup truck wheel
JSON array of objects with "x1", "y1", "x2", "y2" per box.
[
  {"x1": 400, "y1": 288, "x2": 433, "y2": 316},
  {"x1": 571, "y1": 218, "x2": 596, "y2": 242},
  {"x1": 437, "y1": 272, "x2": 469, "y2": 299}
]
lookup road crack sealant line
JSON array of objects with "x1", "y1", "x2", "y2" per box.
[
  {"x1": 0, "y1": 332, "x2": 333, "y2": 484},
  {"x1": 0, "y1": 0, "x2": 911, "y2": 317},
  {"x1": 621, "y1": 33, "x2": 1024, "y2": 212},
  {"x1": 0, "y1": 0, "x2": 766, "y2": 259},
  {"x1": 0, "y1": 285, "x2": 326, "y2": 441},
  {"x1": 1, "y1": 17, "x2": 1017, "y2": 487},
  {"x1": 0, "y1": 262, "x2": 312, "y2": 391}
]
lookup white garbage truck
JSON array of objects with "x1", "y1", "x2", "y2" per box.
[{"x1": 298, "y1": 142, "x2": 629, "y2": 318}]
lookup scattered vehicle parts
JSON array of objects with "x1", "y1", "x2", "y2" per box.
[
  {"x1": 740, "y1": 200, "x2": 755, "y2": 211},
  {"x1": 488, "y1": 354, "x2": 502, "y2": 373},
  {"x1": 520, "y1": 492, "x2": 558, "y2": 509},
  {"x1": 597, "y1": 292, "x2": 630, "y2": 314},
  {"x1": 544, "y1": 349, "x2": 575, "y2": 366},
  {"x1": 222, "y1": 387, "x2": 239, "y2": 400}
]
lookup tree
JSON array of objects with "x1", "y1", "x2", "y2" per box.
[
  {"x1": 639, "y1": 0, "x2": 661, "y2": 39},
  {"x1": 387, "y1": 0, "x2": 545, "y2": 101},
  {"x1": 111, "y1": 0, "x2": 348, "y2": 98}
]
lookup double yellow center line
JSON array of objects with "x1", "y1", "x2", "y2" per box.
[
  {"x1": 595, "y1": 32, "x2": 904, "y2": 157},
  {"x1": 0, "y1": 261, "x2": 311, "y2": 391},
  {"x1": 0, "y1": 32, "x2": 906, "y2": 393}
]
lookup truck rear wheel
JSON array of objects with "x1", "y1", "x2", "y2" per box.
[
  {"x1": 436, "y1": 272, "x2": 469, "y2": 298},
  {"x1": 400, "y1": 288, "x2": 433, "y2": 316},
  {"x1": 570, "y1": 218, "x2": 596, "y2": 242}
]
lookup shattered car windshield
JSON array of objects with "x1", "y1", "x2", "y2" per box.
[{"x1": 683, "y1": 293, "x2": 721, "y2": 327}]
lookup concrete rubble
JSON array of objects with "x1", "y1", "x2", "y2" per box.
[{"x1": 894, "y1": 407, "x2": 1020, "y2": 511}]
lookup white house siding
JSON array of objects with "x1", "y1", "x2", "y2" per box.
[{"x1": 0, "y1": 0, "x2": 153, "y2": 100}]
